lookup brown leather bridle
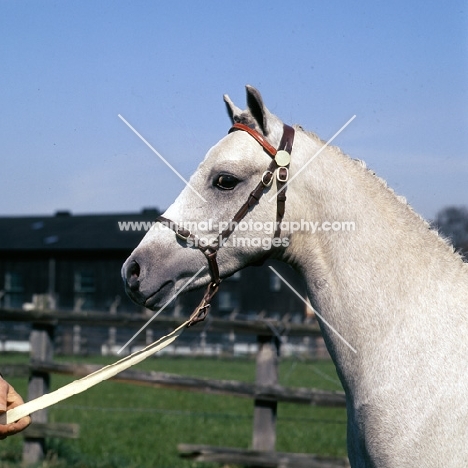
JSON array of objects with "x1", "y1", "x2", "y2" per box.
[{"x1": 157, "y1": 122, "x2": 295, "y2": 326}]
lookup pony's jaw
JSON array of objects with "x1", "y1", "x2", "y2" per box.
[{"x1": 140, "y1": 279, "x2": 174, "y2": 309}]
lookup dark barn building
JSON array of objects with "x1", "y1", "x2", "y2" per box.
[
  {"x1": 0, "y1": 209, "x2": 159, "y2": 312},
  {"x1": 0, "y1": 210, "x2": 312, "y2": 354}
]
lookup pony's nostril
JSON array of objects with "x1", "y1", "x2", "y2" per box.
[{"x1": 126, "y1": 260, "x2": 141, "y2": 291}]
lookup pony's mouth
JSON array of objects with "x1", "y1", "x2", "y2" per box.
[{"x1": 144, "y1": 280, "x2": 173, "y2": 309}]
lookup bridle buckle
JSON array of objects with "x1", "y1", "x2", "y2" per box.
[
  {"x1": 261, "y1": 170, "x2": 274, "y2": 187},
  {"x1": 276, "y1": 167, "x2": 289, "y2": 183},
  {"x1": 176, "y1": 227, "x2": 191, "y2": 241}
]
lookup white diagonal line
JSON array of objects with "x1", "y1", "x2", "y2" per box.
[
  {"x1": 118, "y1": 114, "x2": 207, "y2": 203},
  {"x1": 268, "y1": 266, "x2": 357, "y2": 354},
  {"x1": 117, "y1": 266, "x2": 206, "y2": 354},
  {"x1": 268, "y1": 115, "x2": 356, "y2": 203}
]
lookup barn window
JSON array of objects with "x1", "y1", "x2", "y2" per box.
[
  {"x1": 4, "y1": 272, "x2": 25, "y2": 308},
  {"x1": 269, "y1": 272, "x2": 281, "y2": 292},
  {"x1": 74, "y1": 271, "x2": 95, "y2": 310},
  {"x1": 218, "y1": 291, "x2": 239, "y2": 312}
]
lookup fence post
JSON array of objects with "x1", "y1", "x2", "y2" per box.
[
  {"x1": 22, "y1": 322, "x2": 54, "y2": 464},
  {"x1": 252, "y1": 335, "x2": 279, "y2": 452},
  {"x1": 107, "y1": 295, "x2": 120, "y2": 354}
]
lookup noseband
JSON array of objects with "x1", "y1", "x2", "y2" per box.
[{"x1": 157, "y1": 122, "x2": 295, "y2": 326}]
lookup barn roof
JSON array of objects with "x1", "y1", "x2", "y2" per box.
[{"x1": 0, "y1": 208, "x2": 160, "y2": 251}]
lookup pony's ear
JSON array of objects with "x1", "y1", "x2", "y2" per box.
[
  {"x1": 224, "y1": 86, "x2": 278, "y2": 135},
  {"x1": 245, "y1": 85, "x2": 270, "y2": 135},
  {"x1": 223, "y1": 94, "x2": 243, "y2": 124}
]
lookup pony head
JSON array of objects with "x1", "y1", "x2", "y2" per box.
[{"x1": 122, "y1": 86, "x2": 298, "y2": 310}]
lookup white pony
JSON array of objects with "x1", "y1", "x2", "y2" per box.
[{"x1": 122, "y1": 86, "x2": 468, "y2": 467}]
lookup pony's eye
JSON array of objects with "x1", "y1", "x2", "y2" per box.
[{"x1": 214, "y1": 174, "x2": 239, "y2": 190}]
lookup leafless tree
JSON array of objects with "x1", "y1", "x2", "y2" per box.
[{"x1": 434, "y1": 206, "x2": 468, "y2": 254}]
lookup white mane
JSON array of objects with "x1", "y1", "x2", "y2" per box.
[{"x1": 300, "y1": 125, "x2": 467, "y2": 265}]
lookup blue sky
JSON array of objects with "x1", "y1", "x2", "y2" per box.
[{"x1": 1, "y1": 0, "x2": 467, "y2": 220}]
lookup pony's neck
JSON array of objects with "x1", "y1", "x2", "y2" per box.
[{"x1": 283, "y1": 130, "x2": 467, "y2": 385}]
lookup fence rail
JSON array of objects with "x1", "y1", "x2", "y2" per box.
[
  {"x1": 0, "y1": 307, "x2": 322, "y2": 337},
  {"x1": 178, "y1": 444, "x2": 350, "y2": 468},
  {"x1": 22, "y1": 422, "x2": 79, "y2": 440},
  {"x1": 27, "y1": 360, "x2": 346, "y2": 406}
]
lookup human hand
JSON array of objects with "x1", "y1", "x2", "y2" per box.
[{"x1": 0, "y1": 377, "x2": 31, "y2": 439}]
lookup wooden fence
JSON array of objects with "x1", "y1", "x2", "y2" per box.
[{"x1": 1, "y1": 307, "x2": 349, "y2": 467}]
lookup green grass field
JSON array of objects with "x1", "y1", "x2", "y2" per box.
[{"x1": 0, "y1": 353, "x2": 347, "y2": 467}]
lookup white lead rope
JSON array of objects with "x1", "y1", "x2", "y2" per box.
[{"x1": 1, "y1": 321, "x2": 188, "y2": 425}]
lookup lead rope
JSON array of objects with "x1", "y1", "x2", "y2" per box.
[
  {"x1": 159, "y1": 123, "x2": 295, "y2": 327},
  {"x1": 2, "y1": 320, "x2": 188, "y2": 424}
]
